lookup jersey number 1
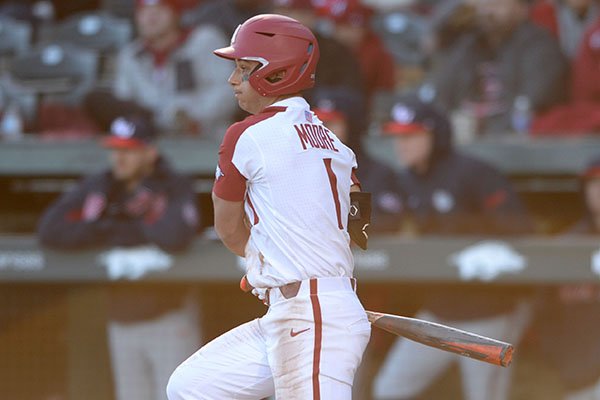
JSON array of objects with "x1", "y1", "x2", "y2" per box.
[{"x1": 323, "y1": 158, "x2": 343, "y2": 229}]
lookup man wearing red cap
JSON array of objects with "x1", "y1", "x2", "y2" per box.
[
  {"x1": 373, "y1": 96, "x2": 533, "y2": 400},
  {"x1": 167, "y1": 14, "x2": 371, "y2": 400},
  {"x1": 112, "y1": 0, "x2": 236, "y2": 138},
  {"x1": 38, "y1": 113, "x2": 200, "y2": 400}
]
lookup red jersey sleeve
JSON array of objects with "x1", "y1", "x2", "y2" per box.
[{"x1": 212, "y1": 123, "x2": 248, "y2": 202}]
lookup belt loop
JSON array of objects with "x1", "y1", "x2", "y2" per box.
[{"x1": 309, "y1": 278, "x2": 318, "y2": 295}]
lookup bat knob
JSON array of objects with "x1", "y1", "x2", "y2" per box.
[
  {"x1": 501, "y1": 345, "x2": 514, "y2": 367},
  {"x1": 366, "y1": 310, "x2": 383, "y2": 324}
]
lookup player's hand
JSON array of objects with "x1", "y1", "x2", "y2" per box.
[{"x1": 348, "y1": 192, "x2": 371, "y2": 250}]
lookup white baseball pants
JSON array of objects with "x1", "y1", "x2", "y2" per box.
[
  {"x1": 108, "y1": 304, "x2": 200, "y2": 400},
  {"x1": 167, "y1": 277, "x2": 371, "y2": 400}
]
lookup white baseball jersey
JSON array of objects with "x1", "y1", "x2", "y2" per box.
[{"x1": 213, "y1": 97, "x2": 360, "y2": 289}]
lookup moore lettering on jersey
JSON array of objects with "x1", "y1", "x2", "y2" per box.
[{"x1": 294, "y1": 123, "x2": 339, "y2": 152}]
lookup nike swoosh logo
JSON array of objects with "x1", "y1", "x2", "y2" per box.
[{"x1": 290, "y1": 327, "x2": 311, "y2": 337}]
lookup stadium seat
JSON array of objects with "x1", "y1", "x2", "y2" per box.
[
  {"x1": 36, "y1": 11, "x2": 131, "y2": 83},
  {"x1": 5, "y1": 42, "x2": 98, "y2": 104},
  {"x1": 1, "y1": 41, "x2": 99, "y2": 134},
  {"x1": 371, "y1": 10, "x2": 429, "y2": 67},
  {"x1": 37, "y1": 11, "x2": 132, "y2": 54}
]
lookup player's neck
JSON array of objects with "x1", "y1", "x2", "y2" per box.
[{"x1": 260, "y1": 93, "x2": 301, "y2": 111}]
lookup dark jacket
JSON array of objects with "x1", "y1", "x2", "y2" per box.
[
  {"x1": 37, "y1": 158, "x2": 199, "y2": 321},
  {"x1": 38, "y1": 158, "x2": 198, "y2": 252},
  {"x1": 395, "y1": 111, "x2": 533, "y2": 319},
  {"x1": 356, "y1": 150, "x2": 403, "y2": 233},
  {"x1": 429, "y1": 21, "x2": 568, "y2": 135}
]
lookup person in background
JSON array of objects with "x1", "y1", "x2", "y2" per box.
[
  {"x1": 316, "y1": 0, "x2": 395, "y2": 105},
  {"x1": 427, "y1": 0, "x2": 568, "y2": 136},
  {"x1": 109, "y1": 0, "x2": 235, "y2": 138},
  {"x1": 530, "y1": 0, "x2": 599, "y2": 59},
  {"x1": 271, "y1": 0, "x2": 364, "y2": 98},
  {"x1": 571, "y1": 14, "x2": 600, "y2": 103},
  {"x1": 37, "y1": 113, "x2": 200, "y2": 400},
  {"x1": 530, "y1": 14, "x2": 600, "y2": 135},
  {"x1": 535, "y1": 156, "x2": 600, "y2": 400},
  {"x1": 372, "y1": 97, "x2": 533, "y2": 400}
]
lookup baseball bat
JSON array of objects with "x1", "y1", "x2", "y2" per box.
[{"x1": 366, "y1": 311, "x2": 514, "y2": 367}]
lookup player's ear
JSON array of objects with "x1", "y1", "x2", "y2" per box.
[{"x1": 266, "y1": 70, "x2": 286, "y2": 83}]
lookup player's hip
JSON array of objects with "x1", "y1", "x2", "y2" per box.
[
  {"x1": 260, "y1": 277, "x2": 371, "y2": 354},
  {"x1": 260, "y1": 278, "x2": 370, "y2": 386}
]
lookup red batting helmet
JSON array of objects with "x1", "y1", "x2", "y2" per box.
[{"x1": 213, "y1": 14, "x2": 320, "y2": 97}]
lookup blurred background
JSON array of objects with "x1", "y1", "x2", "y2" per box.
[{"x1": 1, "y1": 0, "x2": 600, "y2": 399}]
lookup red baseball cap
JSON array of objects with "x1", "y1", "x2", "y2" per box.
[
  {"x1": 102, "y1": 115, "x2": 157, "y2": 149},
  {"x1": 314, "y1": 107, "x2": 345, "y2": 122},
  {"x1": 313, "y1": 97, "x2": 345, "y2": 122},
  {"x1": 382, "y1": 101, "x2": 430, "y2": 136}
]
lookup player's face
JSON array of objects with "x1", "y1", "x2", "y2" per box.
[
  {"x1": 135, "y1": 4, "x2": 178, "y2": 42},
  {"x1": 228, "y1": 59, "x2": 273, "y2": 114},
  {"x1": 585, "y1": 178, "x2": 600, "y2": 215},
  {"x1": 109, "y1": 147, "x2": 157, "y2": 183},
  {"x1": 227, "y1": 60, "x2": 265, "y2": 114},
  {"x1": 393, "y1": 131, "x2": 433, "y2": 171}
]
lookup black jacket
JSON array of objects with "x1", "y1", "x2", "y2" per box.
[
  {"x1": 395, "y1": 114, "x2": 533, "y2": 319},
  {"x1": 356, "y1": 150, "x2": 403, "y2": 233},
  {"x1": 38, "y1": 158, "x2": 198, "y2": 252}
]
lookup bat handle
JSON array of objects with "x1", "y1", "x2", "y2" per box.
[{"x1": 366, "y1": 310, "x2": 383, "y2": 324}]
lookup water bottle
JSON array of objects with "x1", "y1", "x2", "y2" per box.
[
  {"x1": 0, "y1": 102, "x2": 24, "y2": 141},
  {"x1": 510, "y1": 95, "x2": 532, "y2": 135}
]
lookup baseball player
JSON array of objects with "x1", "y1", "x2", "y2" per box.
[{"x1": 167, "y1": 14, "x2": 372, "y2": 400}]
